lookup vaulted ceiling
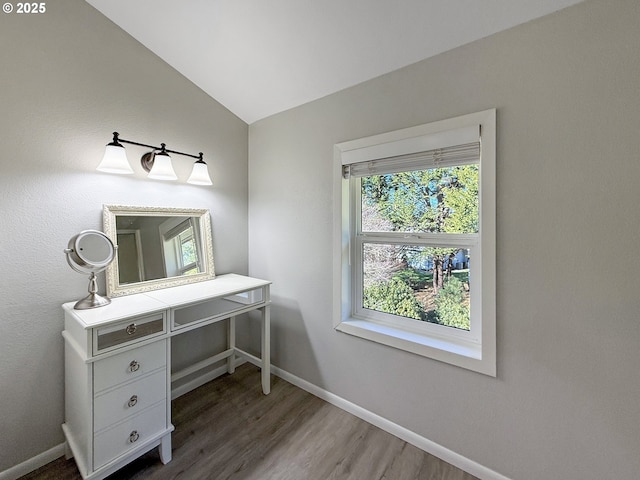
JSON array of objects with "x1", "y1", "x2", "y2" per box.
[{"x1": 86, "y1": 0, "x2": 585, "y2": 124}]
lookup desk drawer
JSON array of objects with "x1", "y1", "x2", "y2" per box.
[
  {"x1": 93, "y1": 401, "x2": 166, "y2": 470},
  {"x1": 94, "y1": 313, "x2": 165, "y2": 355},
  {"x1": 93, "y1": 341, "x2": 166, "y2": 393},
  {"x1": 94, "y1": 369, "x2": 166, "y2": 432}
]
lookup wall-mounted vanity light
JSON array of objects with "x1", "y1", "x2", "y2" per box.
[{"x1": 96, "y1": 132, "x2": 213, "y2": 186}]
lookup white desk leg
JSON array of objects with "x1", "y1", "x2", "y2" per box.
[
  {"x1": 261, "y1": 304, "x2": 271, "y2": 394},
  {"x1": 159, "y1": 435, "x2": 172, "y2": 464},
  {"x1": 227, "y1": 316, "x2": 236, "y2": 374}
]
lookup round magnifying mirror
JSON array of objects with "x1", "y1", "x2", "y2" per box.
[{"x1": 65, "y1": 230, "x2": 116, "y2": 309}]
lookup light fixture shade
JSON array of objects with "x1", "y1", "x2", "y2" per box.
[
  {"x1": 97, "y1": 144, "x2": 133, "y2": 174},
  {"x1": 187, "y1": 160, "x2": 213, "y2": 186},
  {"x1": 147, "y1": 152, "x2": 177, "y2": 181}
]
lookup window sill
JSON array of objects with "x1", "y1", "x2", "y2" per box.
[{"x1": 336, "y1": 318, "x2": 495, "y2": 376}]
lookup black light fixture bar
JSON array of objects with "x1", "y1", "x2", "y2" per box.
[{"x1": 110, "y1": 132, "x2": 203, "y2": 161}]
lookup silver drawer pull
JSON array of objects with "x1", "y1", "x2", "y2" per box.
[
  {"x1": 127, "y1": 395, "x2": 138, "y2": 408},
  {"x1": 128, "y1": 360, "x2": 140, "y2": 372},
  {"x1": 125, "y1": 323, "x2": 137, "y2": 335},
  {"x1": 129, "y1": 430, "x2": 139, "y2": 443}
]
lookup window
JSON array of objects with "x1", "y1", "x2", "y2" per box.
[
  {"x1": 172, "y1": 226, "x2": 199, "y2": 275},
  {"x1": 161, "y1": 219, "x2": 201, "y2": 277},
  {"x1": 333, "y1": 110, "x2": 496, "y2": 375}
]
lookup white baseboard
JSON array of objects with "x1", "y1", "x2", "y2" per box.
[
  {"x1": 271, "y1": 366, "x2": 512, "y2": 480},
  {"x1": 0, "y1": 443, "x2": 65, "y2": 480},
  {"x1": 171, "y1": 364, "x2": 229, "y2": 400},
  {"x1": 170, "y1": 359, "x2": 247, "y2": 400}
]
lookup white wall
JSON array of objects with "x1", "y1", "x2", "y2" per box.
[
  {"x1": 248, "y1": 0, "x2": 640, "y2": 479},
  {"x1": 0, "y1": 0, "x2": 248, "y2": 471}
]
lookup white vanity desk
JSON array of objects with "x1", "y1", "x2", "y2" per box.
[{"x1": 62, "y1": 273, "x2": 271, "y2": 480}]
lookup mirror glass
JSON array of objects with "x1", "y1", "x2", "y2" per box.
[
  {"x1": 103, "y1": 205, "x2": 215, "y2": 297},
  {"x1": 67, "y1": 230, "x2": 115, "y2": 272}
]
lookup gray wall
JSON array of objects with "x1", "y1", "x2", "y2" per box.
[
  {"x1": 248, "y1": 0, "x2": 640, "y2": 479},
  {"x1": 3, "y1": 0, "x2": 639, "y2": 478},
  {"x1": 0, "y1": 0, "x2": 248, "y2": 471}
]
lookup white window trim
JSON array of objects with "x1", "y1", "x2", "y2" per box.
[{"x1": 333, "y1": 109, "x2": 496, "y2": 376}]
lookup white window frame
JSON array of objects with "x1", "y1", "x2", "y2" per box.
[
  {"x1": 173, "y1": 227, "x2": 198, "y2": 275},
  {"x1": 333, "y1": 109, "x2": 496, "y2": 376},
  {"x1": 159, "y1": 218, "x2": 198, "y2": 278}
]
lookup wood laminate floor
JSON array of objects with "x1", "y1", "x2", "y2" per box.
[{"x1": 21, "y1": 364, "x2": 478, "y2": 480}]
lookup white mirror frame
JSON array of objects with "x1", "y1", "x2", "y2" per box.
[{"x1": 103, "y1": 205, "x2": 215, "y2": 297}]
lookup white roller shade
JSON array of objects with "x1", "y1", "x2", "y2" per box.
[{"x1": 341, "y1": 125, "x2": 480, "y2": 179}]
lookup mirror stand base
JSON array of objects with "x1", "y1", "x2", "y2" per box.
[{"x1": 74, "y1": 293, "x2": 111, "y2": 310}]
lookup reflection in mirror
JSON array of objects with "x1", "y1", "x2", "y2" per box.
[
  {"x1": 115, "y1": 215, "x2": 203, "y2": 283},
  {"x1": 103, "y1": 205, "x2": 215, "y2": 297}
]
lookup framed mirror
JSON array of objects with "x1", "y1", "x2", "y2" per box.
[{"x1": 103, "y1": 205, "x2": 215, "y2": 297}]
